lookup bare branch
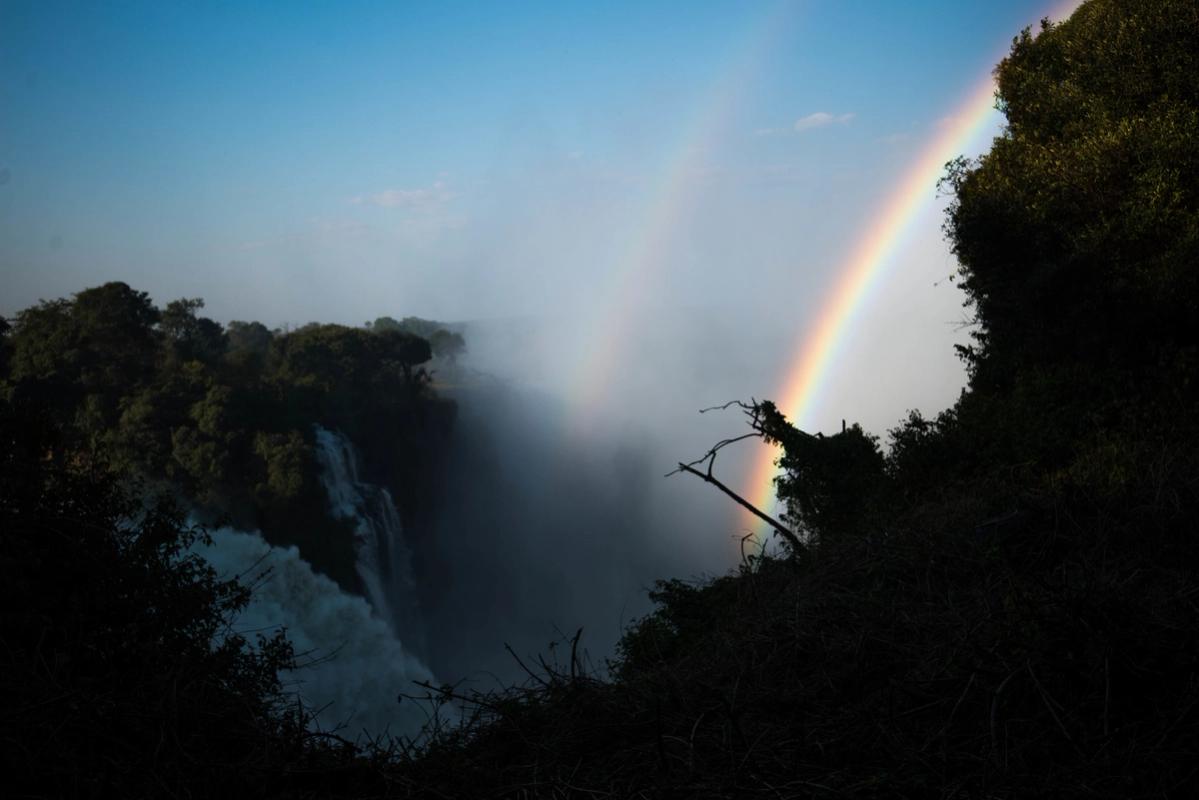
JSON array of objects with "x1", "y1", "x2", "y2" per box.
[
  {"x1": 673, "y1": 460, "x2": 802, "y2": 552},
  {"x1": 670, "y1": 399, "x2": 805, "y2": 553},
  {"x1": 665, "y1": 432, "x2": 761, "y2": 478},
  {"x1": 697, "y1": 399, "x2": 757, "y2": 415},
  {"x1": 569, "y1": 627, "x2": 583, "y2": 683},
  {"x1": 504, "y1": 643, "x2": 550, "y2": 688}
]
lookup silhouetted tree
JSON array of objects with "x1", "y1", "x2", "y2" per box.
[
  {"x1": 0, "y1": 397, "x2": 302, "y2": 798},
  {"x1": 944, "y1": 0, "x2": 1199, "y2": 385}
]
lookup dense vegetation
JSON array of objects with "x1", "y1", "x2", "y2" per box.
[
  {"x1": 1, "y1": 406, "x2": 298, "y2": 797},
  {"x1": 399, "y1": 1, "x2": 1199, "y2": 796},
  {"x1": 0, "y1": 289, "x2": 458, "y2": 589},
  {"x1": 2, "y1": 0, "x2": 1196, "y2": 796},
  {"x1": 0, "y1": 405, "x2": 431, "y2": 797}
]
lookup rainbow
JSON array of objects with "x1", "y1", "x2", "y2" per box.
[
  {"x1": 567, "y1": 3, "x2": 797, "y2": 431},
  {"x1": 742, "y1": 0, "x2": 1084, "y2": 544}
]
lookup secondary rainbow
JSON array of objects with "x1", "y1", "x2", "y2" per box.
[
  {"x1": 742, "y1": 0, "x2": 1084, "y2": 544},
  {"x1": 566, "y1": 3, "x2": 797, "y2": 431}
]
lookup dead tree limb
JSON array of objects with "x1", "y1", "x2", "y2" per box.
[
  {"x1": 670, "y1": 399, "x2": 808, "y2": 553},
  {"x1": 569, "y1": 627, "x2": 583, "y2": 682},
  {"x1": 672, "y1": 455, "x2": 803, "y2": 553}
]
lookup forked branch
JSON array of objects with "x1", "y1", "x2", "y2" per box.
[{"x1": 669, "y1": 400, "x2": 804, "y2": 553}]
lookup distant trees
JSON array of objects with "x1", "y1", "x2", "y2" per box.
[
  {"x1": 226, "y1": 320, "x2": 273, "y2": 361},
  {"x1": 428, "y1": 328, "x2": 466, "y2": 364},
  {"x1": 160, "y1": 297, "x2": 227, "y2": 364},
  {"x1": 0, "y1": 283, "x2": 457, "y2": 590},
  {"x1": 275, "y1": 323, "x2": 431, "y2": 394},
  {"x1": 368, "y1": 315, "x2": 466, "y2": 363}
]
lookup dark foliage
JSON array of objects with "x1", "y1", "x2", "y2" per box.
[
  {"x1": 0, "y1": 398, "x2": 457, "y2": 798},
  {"x1": 0, "y1": 286, "x2": 456, "y2": 590},
  {"x1": 388, "y1": 1, "x2": 1199, "y2": 796},
  {"x1": 944, "y1": 0, "x2": 1199, "y2": 388},
  {"x1": 367, "y1": 315, "x2": 466, "y2": 363},
  {"x1": 0, "y1": 398, "x2": 301, "y2": 797}
]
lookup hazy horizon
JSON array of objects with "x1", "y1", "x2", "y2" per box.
[{"x1": 1, "y1": 0, "x2": 1073, "y2": 439}]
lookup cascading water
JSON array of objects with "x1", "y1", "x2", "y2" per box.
[
  {"x1": 191, "y1": 428, "x2": 439, "y2": 738},
  {"x1": 312, "y1": 427, "x2": 422, "y2": 649},
  {"x1": 192, "y1": 528, "x2": 441, "y2": 738}
]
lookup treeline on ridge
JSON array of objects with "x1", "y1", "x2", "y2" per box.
[{"x1": 0, "y1": 289, "x2": 460, "y2": 589}]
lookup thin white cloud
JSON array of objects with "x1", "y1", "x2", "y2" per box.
[
  {"x1": 794, "y1": 111, "x2": 855, "y2": 133},
  {"x1": 351, "y1": 181, "x2": 452, "y2": 208}
]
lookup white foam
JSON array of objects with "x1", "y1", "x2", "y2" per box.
[{"x1": 193, "y1": 527, "x2": 444, "y2": 740}]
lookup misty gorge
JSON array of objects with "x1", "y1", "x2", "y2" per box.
[
  {"x1": 3, "y1": 290, "x2": 833, "y2": 738},
  {"x1": 5, "y1": 0, "x2": 1199, "y2": 797}
]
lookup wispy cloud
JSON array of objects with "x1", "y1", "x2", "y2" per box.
[
  {"x1": 350, "y1": 181, "x2": 452, "y2": 208},
  {"x1": 794, "y1": 111, "x2": 855, "y2": 133}
]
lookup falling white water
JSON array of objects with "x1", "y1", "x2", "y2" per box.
[
  {"x1": 312, "y1": 426, "x2": 422, "y2": 645},
  {"x1": 192, "y1": 528, "x2": 442, "y2": 739}
]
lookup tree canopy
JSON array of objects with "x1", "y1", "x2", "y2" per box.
[
  {"x1": 945, "y1": 0, "x2": 1199, "y2": 383},
  {"x1": 0, "y1": 283, "x2": 456, "y2": 591}
]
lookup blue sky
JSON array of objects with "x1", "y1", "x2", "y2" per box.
[
  {"x1": 3, "y1": 0, "x2": 1063, "y2": 327},
  {"x1": 3, "y1": 0, "x2": 1085, "y2": 570}
]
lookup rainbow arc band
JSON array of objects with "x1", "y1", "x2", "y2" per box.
[
  {"x1": 741, "y1": 0, "x2": 1084, "y2": 546},
  {"x1": 567, "y1": 3, "x2": 798, "y2": 432}
]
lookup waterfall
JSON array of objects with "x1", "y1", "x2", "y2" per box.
[
  {"x1": 312, "y1": 427, "x2": 421, "y2": 647},
  {"x1": 187, "y1": 428, "x2": 440, "y2": 738},
  {"x1": 192, "y1": 528, "x2": 442, "y2": 739}
]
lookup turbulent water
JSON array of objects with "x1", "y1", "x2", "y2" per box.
[
  {"x1": 192, "y1": 528, "x2": 441, "y2": 739},
  {"x1": 188, "y1": 427, "x2": 439, "y2": 738},
  {"x1": 312, "y1": 426, "x2": 422, "y2": 645}
]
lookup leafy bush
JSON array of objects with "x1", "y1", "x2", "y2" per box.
[{"x1": 0, "y1": 400, "x2": 303, "y2": 797}]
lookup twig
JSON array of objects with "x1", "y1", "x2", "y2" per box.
[
  {"x1": 670, "y1": 399, "x2": 806, "y2": 552},
  {"x1": 504, "y1": 644, "x2": 550, "y2": 688},
  {"x1": 673, "y1": 458, "x2": 802, "y2": 552},
  {"x1": 569, "y1": 627, "x2": 583, "y2": 683},
  {"x1": 698, "y1": 399, "x2": 757, "y2": 415}
]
